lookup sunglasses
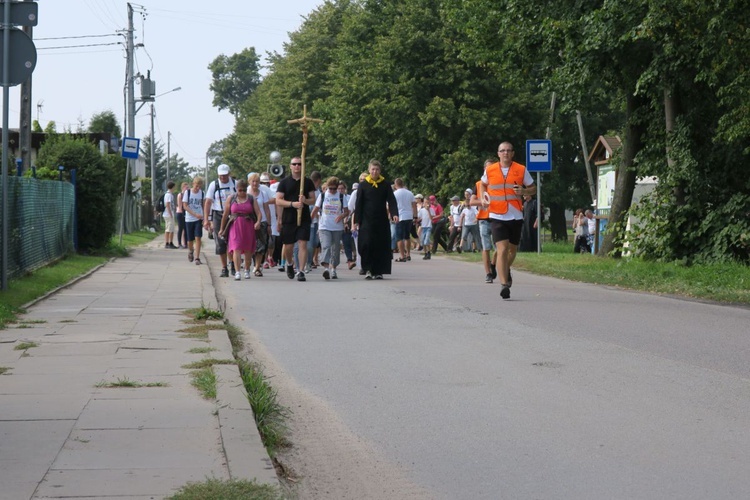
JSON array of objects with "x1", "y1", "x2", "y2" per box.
[{"x1": 291, "y1": 162, "x2": 302, "y2": 166}]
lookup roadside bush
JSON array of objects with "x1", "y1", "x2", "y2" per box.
[{"x1": 35, "y1": 137, "x2": 125, "y2": 252}]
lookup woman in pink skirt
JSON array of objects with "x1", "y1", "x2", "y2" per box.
[{"x1": 219, "y1": 179, "x2": 261, "y2": 280}]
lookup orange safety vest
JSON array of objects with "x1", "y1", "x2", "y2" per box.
[
  {"x1": 475, "y1": 180, "x2": 490, "y2": 220},
  {"x1": 485, "y1": 161, "x2": 525, "y2": 215}
]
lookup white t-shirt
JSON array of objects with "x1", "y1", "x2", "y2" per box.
[
  {"x1": 348, "y1": 189, "x2": 358, "y2": 213},
  {"x1": 162, "y1": 192, "x2": 174, "y2": 218},
  {"x1": 587, "y1": 216, "x2": 596, "y2": 235},
  {"x1": 449, "y1": 203, "x2": 463, "y2": 226},
  {"x1": 417, "y1": 207, "x2": 432, "y2": 229},
  {"x1": 393, "y1": 188, "x2": 416, "y2": 221},
  {"x1": 183, "y1": 188, "x2": 204, "y2": 223},
  {"x1": 461, "y1": 206, "x2": 478, "y2": 226},
  {"x1": 315, "y1": 190, "x2": 346, "y2": 231},
  {"x1": 251, "y1": 188, "x2": 269, "y2": 223},
  {"x1": 205, "y1": 178, "x2": 236, "y2": 212},
  {"x1": 268, "y1": 183, "x2": 280, "y2": 236},
  {"x1": 481, "y1": 166, "x2": 535, "y2": 221}
]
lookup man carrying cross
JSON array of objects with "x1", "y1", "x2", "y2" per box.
[{"x1": 275, "y1": 157, "x2": 316, "y2": 282}]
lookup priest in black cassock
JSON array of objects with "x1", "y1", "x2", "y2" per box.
[{"x1": 354, "y1": 159, "x2": 399, "y2": 279}]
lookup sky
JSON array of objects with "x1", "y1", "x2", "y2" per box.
[{"x1": 8, "y1": 0, "x2": 323, "y2": 168}]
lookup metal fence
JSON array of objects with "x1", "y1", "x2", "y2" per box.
[{"x1": 0, "y1": 177, "x2": 75, "y2": 280}]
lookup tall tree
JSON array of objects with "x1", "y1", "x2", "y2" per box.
[
  {"x1": 88, "y1": 110, "x2": 122, "y2": 138},
  {"x1": 208, "y1": 47, "x2": 262, "y2": 117}
]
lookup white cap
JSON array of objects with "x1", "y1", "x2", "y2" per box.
[
  {"x1": 217, "y1": 164, "x2": 230, "y2": 175},
  {"x1": 465, "y1": 188, "x2": 473, "y2": 194}
]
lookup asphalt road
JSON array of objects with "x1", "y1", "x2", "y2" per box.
[{"x1": 215, "y1": 253, "x2": 750, "y2": 500}]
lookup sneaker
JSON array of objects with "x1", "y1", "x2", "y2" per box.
[
  {"x1": 423, "y1": 252, "x2": 431, "y2": 260},
  {"x1": 234, "y1": 272, "x2": 241, "y2": 281},
  {"x1": 195, "y1": 258, "x2": 202, "y2": 265},
  {"x1": 374, "y1": 274, "x2": 383, "y2": 280},
  {"x1": 230, "y1": 263, "x2": 236, "y2": 275},
  {"x1": 169, "y1": 243, "x2": 178, "y2": 249},
  {"x1": 322, "y1": 269, "x2": 330, "y2": 280},
  {"x1": 507, "y1": 269, "x2": 513, "y2": 288},
  {"x1": 359, "y1": 268, "x2": 366, "y2": 275},
  {"x1": 286, "y1": 265, "x2": 295, "y2": 279},
  {"x1": 331, "y1": 269, "x2": 338, "y2": 279},
  {"x1": 244, "y1": 270, "x2": 251, "y2": 279},
  {"x1": 304, "y1": 264, "x2": 312, "y2": 274},
  {"x1": 220, "y1": 267, "x2": 229, "y2": 278},
  {"x1": 485, "y1": 274, "x2": 493, "y2": 284},
  {"x1": 491, "y1": 264, "x2": 497, "y2": 280},
  {"x1": 500, "y1": 285, "x2": 511, "y2": 300},
  {"x1": 365, "y1": 271, "x2": 373, "y2": 280},
  {"x1": 406, "y1": 255, "x2": 411, "y2": 261},
  {"x1": 297, "y1": 271, "x2": 306, "y2": 282}
]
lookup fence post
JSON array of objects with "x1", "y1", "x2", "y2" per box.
[{"x1": 70, "y1": 169, "x2": 77, "y2": 251}]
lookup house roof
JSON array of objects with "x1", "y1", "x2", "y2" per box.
[{"x1": 588, "y1": 135, "x2": 622, "y2": 166}]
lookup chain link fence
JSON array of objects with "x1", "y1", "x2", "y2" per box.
[{"x1": 0, "y1": 177, "x2": 75, "y2": 280}]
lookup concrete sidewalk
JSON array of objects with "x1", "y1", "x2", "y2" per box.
[{"x1": 0, "y1": 239, "x2": 277, "y2": 499}]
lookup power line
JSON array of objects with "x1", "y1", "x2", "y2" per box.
[
  {"x1": 37, "y1": 42, "x2": 123, "y2": 51},
  {"x1": 35, "y1": 33, "x2": 121, "y2": 41}
]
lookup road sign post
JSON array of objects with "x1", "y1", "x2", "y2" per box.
[
  {"x1": 526, "y1": 140, "x2": 553, "y2": 254},
  {"x1": 2, "y1": 0, "x2": 39, "y2": 291}
]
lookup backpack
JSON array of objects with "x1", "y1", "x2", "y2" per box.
[
  {"x1": 156, "y1": 193, "x2": 166, "y2": 213},
  {"x1": 318, "y1": 190, "x2": 345, "y2": 214},
  {"x1": 210, "y1": 178, "x2": 237, "y2": 210}
]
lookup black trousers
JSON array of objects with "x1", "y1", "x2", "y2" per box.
[{"x1": 431, "y1": 218, "x2": 448, "y2": 253}]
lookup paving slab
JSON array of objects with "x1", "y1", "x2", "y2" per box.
[
  {"x1": 1, "y1": 242, "x2": 277, "y2": 499},
  {"x1": 34, "y1": 467, "x2": 228, "y2": 499}
]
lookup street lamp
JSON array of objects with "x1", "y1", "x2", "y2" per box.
[{"x1": 149, "y1": 86, "x2": 181, "y2": 224}]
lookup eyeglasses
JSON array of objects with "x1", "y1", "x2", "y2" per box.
[
  {"x1": 291, "y1": 162, "x2": 302, "y2": 166},
  {"x1": 498, "y1": 149, "x2": 514, "y2": 153}
]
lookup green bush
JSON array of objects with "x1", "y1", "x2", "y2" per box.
[{"x1": 35, "y1": 137, "x2": 126, "y2": 252}]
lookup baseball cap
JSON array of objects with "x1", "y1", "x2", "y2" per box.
[
  {"x1": 429, "y1": 195, "x2": 436, "y2": 201},
  {"x1": 260, "y1": 172, "x2": 270, "y2": 183},
  {"x1": 415, "y1": 193, "x2": 423, "y2": 199},
  {"x1": 465, "y1": 188, "x2": 473, "y2": 194},
  {"x1": 450, "y1": 196, "x2": 460, "y2": 201},
  {"x1": 217, "y1": 164, "x2": 230, "y2": 175}
]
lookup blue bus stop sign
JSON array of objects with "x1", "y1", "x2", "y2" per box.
[
  {"x1": 526, "y1": 140, "x2": 552, "y2": 172},
  {"x1": 121, "y1": 137, "x2": 140, "y2": 159}
]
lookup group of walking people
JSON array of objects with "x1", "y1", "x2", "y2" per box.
[{"x1": 160, "y1": 140, "x2": 536, "y2": 300}]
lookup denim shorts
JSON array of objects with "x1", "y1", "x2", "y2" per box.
[{"x1": 479, "y1": 220, "x2": 494, "y2": 251}]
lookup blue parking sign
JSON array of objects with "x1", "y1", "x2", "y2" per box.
[{"x1": 526, "y1": 140, "x2": 552, "y2": 172}]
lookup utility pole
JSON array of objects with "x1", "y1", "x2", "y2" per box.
[
  {"x1": 119, "y1": 3, "x2": 135, "y2": 244},
  {"x1": 150, "y1": 102, "x2": 155, "y2": 226},
  {"x1": 19, "y1": 0, "x2": 33, "y2": 173}
]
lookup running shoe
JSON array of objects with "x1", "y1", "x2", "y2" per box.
[
  {"x1": 286, "y1": 265, "x2": 295, "y2": 279},
  {"x1": 220, "y1": 267, "x2": 229, "y2": 278},
  {"x1": 500, "y1": 285, "x2": 510, "y2": 300},
  {"x1": 485, "y1": 274, "x2": 493, "y2": 284},
  {"x1": 331, "y1": 269, "x2": 338, "y2": 279},
  {"x1": 234, "y1": 272, "x2": 241, "y2": 281},
  {"x1": 490, "y1": 264, "x2": 497, "y2": 280},
  {"x1": 323, "y1": 269, "x2": 330, "y2": 280},
  {"x1": 297, "y1": 271, "x2": 306, "y2": 282},
  {"x1": 365, "y1": 271, "x2": 373, "y2": 280}
]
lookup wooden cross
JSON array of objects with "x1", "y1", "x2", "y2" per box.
[{"x1": 287, "y1": 105, "x2": 324, "y2": 224}]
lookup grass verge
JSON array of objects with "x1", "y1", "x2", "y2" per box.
[
  {"x1": 238, "y1": 359, "x2": 290, "y2": 456},
  {"x1": 451, "y1": 240, "x2": 750, "y2": 305},
  {"x1": 166, "y1": 478, "x2": 285, "y2": 500},
  {"x1": 0, "y1": 231, "x2": 159, "y2": 330},
  {"x1": 14, "y1": 342, "x2": 38, "y2": 351}
]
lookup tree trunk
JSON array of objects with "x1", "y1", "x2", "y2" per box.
[
  {"x1": 547, "y1": 202, "x2": 568, "y2": 242},
  {"x1": 599, "y1": 92, "x2": 646, "y2": 257}
]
